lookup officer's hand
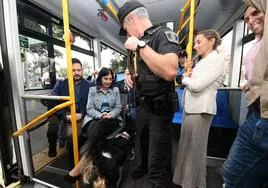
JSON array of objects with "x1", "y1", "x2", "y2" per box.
[
  {"x1": 125, "y1": 73, "x2": 133, "y2": 88},
  {"x1": 124, "y1": 36, "x2": 139, "y2": 51}
]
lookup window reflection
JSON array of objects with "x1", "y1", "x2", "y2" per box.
[
  {"x1": 73, "y1": 34, "x2": 92, "y2": 51},
  {"x1": 101, "y1": 44, "x2": 126, "y2": 73},
  {"x1": 52, "y1": 23, "x2": 64, "y2": 40},
  {"x1": 218, "y1": 30, "x2": 233, "y2": 86},
  {"x1": 20, "y1": 35, "x2": 54, "y2": 90},
  {"x1": 24, "y1": 17, "x2": 47, "y2": 34},
  {"x1": 53, "y1": 45, "x2": 94, "y2": 80}
]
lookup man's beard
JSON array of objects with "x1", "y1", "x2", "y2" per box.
[{"x1": 74, "y1": 75, "x2": 82, "y2": 82}]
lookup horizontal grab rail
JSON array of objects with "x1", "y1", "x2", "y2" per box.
[
  {"x1": 22, "y1": 94, "x2": 70, "y2": 100},
  {"x1": 13, "y1": 101, "x2": 73, "y2": 136}
]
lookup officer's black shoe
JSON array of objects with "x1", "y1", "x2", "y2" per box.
[
  {"x1": 48, "y1": 146, "x2": 57, "y2": 158},
  {"x1": 131, "y1": 165, "x2": 148, "y2": 179}
]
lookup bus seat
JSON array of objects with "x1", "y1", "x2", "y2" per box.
[
  {"x1": 172, "y1": 88, "x2": 184, "y2": 125},
  {"x1": 173, "y1": 88, "x2": 239, "y2": 128},
  {"x1": 105, "y1": 84, "x2": 129, "y2": 140}
]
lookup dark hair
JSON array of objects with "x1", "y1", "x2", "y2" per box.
[
  {"x1": 72, "y1": 58, "x2": 82, "y2": 67},
  {"x1": 96, "y1": 67, "x2": 115, "y2": 88},
  {"x1": 197, "y1": 29, "x2": 221, "y2": 50}
]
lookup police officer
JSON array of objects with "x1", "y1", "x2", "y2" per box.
[{"x1": 118, "y1": 1, "x2": 179, "y2": 188}]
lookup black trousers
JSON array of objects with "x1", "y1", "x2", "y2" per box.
[
  {"x1": 46, "y1": 115, "x2": 60, "y2": 149},
  {"x1": 47, "y1": 115, "x2": 85, "y2": 168},
  {"x1": 136, "y1": 105, "x2": 173, "y2": 188}
]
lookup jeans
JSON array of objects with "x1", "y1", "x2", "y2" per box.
[{"x1": 222, "y1": 108, "x2": 268, "y2": 188}]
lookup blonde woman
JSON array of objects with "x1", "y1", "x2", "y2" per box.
[{"x1": 173, "y1": 30, "x2": 224, "y2": 188}]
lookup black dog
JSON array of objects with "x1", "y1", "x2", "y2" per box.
[{"x1": 80, "y1": 132, "x2": 131, "y2": 188}]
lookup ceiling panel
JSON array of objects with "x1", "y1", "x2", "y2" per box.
[{"x1": 30, "y1": 0, "x2": 244, "y2": 52}]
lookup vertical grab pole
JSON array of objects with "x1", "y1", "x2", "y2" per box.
[
  {"x1": 185, "y1": 0, "x2": 195, "y2": 75},
  {"x1": 62, "y1": 0, "x2": 80, "y2": 187}
]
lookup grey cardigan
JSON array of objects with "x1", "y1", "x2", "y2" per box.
[{"x1": 82, "y1": 86, "x2": 123, "y2": 127}]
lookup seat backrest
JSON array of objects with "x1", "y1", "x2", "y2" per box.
[{"x1": 120, "y1": 93, "x2": 129, "y2": 125}]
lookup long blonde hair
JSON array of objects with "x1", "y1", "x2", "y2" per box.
[{"x1": 80, "y1": 155, "x2": 106, "y2": 188}]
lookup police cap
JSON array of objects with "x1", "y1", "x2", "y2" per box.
[{"x1": 117, "y1": 1, "x2": 144, "y2": 36}]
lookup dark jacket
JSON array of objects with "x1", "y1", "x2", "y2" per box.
[{"x1": 52, "y1": 78, "x2": 92, "y2": 117}]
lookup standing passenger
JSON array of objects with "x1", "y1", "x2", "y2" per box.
[
  {"x1": 222, "y1": 1, "x2": 268, "y2": 187},
  {"x1": 117, "y1": 1, "x2": 179, "y2": 187},
  {"x1": 173, "y1": 30, "x2": 224, "y2": 188}
]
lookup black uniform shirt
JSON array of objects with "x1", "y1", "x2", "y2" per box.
[{"x1": 137, "y1": 25, "x2": 180, "y2": 96}]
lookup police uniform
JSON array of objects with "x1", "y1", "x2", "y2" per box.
[
  {"x1": 117, "y1": 1, "x2": 180, "y2": 187},
  {"x1": 135, "y1": 25, "x2": 179, "y2": 188}
]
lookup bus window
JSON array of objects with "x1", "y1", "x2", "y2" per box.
[
  {"x1": 219, "y1": 29, "x2": 233, "y2": 86},
  {"x1": 20, "y1": 35, "x2": 50, "y2": 90},
  {"x1": 240, "y1": 38, "x2": 256, "y2": 87},
  {"x1": 101, "y1": 43, "x2": 126, "y2": 73},
  {"x1": 53, "y1": 45, "x2": 95, "y2": 80}
]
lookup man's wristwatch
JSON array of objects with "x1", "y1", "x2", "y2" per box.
[{"x1": 137, "y1": 40, "x2": 146, "y2": 51}]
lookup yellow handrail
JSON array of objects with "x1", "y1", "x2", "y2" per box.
[
  {"x1": 13, "y1": 101, "x2": 73, "y2": 136},
  {"x1": 177, "y1": 0, "x2": 190, "y2": 35},
  {"x1": 177, "y1": 8, "x2": 198, "y2": 35},
  {"x1": 187, "y1": 0, "x2": 195, "y2": 61},
  {"x1": 13, "y1": 1, "x2": 80, "y2": 186},
  {"x1": 179, "y1": 34, "x2": 188, "y2": 45},
  {"x1": 62, "y1": 2, "x2": 80, "y2": 187}
]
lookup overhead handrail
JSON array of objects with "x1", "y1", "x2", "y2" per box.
[
  {"x1": 175, "y1": 0, "x2": 198, "y2": 77},
  {"x1": 179, "y1": 34, "x2": 188, "y2": 45},
  {"x1": 177, "y1": 8, "x2": 198, "y2": 36},
  {"x1": 177, "y1": 0, "x2": 191, "y2": 35},
  {"x1": 187, "y1": 0, "x2": 195, "y2": 61}
]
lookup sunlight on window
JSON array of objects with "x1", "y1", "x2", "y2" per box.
[
  {"x1": 101, "y1": 44, "x2": 126, "y2": 73},
  {"x1": 240, "y1": 39, "x2": 256, "y2": 86},
  {"x1": 53, "y1": 45, "x2": 94, "y2": 80},
  {"x1": 218, "y1": 30, "x2": 233, "y2": 86},
  {"x1": 73, "y1": 35, "x2": 92, "y2": 51}
]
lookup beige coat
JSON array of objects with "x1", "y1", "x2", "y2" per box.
[
  {"x1": 244, "y1": 0, "x2": 268, "y2": 119},
  {"x1": 183, "y1": 50, "x2": 224, "y2": 115}
]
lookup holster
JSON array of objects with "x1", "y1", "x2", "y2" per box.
[
  {"x1": 139, "y1": 91, "x2": 179, "y2": 116},
  {"x1": 168, "y1": 91, "x2": 179, "y2": 113}
]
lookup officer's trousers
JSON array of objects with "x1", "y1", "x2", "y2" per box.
[{"x1": 136, "y1": 105, "x2": 173, "y2": 188}]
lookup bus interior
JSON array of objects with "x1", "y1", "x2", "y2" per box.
[{"x1": 0, "y1": 0, "x2": 258, "y2": 187}]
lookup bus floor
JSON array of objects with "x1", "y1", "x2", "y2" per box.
[{"x1": 20, "y1": 126, "x2": 232, "y2": 188}]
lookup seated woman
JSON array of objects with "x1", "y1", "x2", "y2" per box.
[
  {"x1": 64, "y1": 67, "x2": 124, "y2": 184},
  {"x1": 83, "y1": 67, "x2": 123, "y2": 142}
]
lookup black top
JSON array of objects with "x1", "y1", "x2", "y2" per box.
[{"x1": 136, "y1": 25, "x2": 180, "y2": 97}]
